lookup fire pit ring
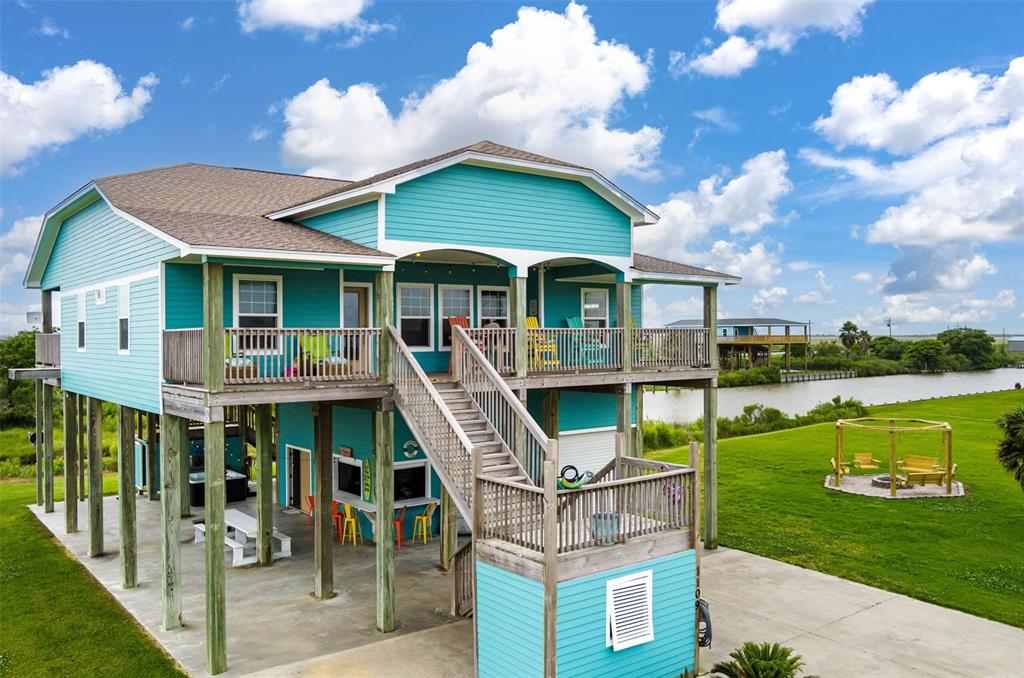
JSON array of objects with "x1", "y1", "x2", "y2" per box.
[{"x1": 871, "y1": 474, "x2": 908, "y2": 488}]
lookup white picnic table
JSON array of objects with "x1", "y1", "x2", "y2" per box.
[{"x1": 194, "y1": 508, "x2": 291, "y2": 567}]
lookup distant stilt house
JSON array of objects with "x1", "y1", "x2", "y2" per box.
[
  {"x1": 667, "y1": 317, "x2": 810, "y2": 370},
  {"x1": 11, "y1": 141, "x2": 742, "y2": 677}
]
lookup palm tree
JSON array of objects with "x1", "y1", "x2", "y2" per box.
[
  {"x1": 838, "y1": 321, "x2": 859, "y2": 358},
  {"x1": 857, "y1": 329, "x2": 871, "y2": 356},
  {"x1": 711, "y1": 642, "x2": 808, "y2": 678},
  {"x1": 996, "y1": 406, "x2": 1024, "y2": 491}
]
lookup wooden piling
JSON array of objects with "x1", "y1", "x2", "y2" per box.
[
  {"x1": 440, "y1": 487, "x2": 457, "y2": 571},
  {"x1": 63, "y1": 390, "x2": 78, "y2": 533},
  {"x1": 312, "y1": 402, "x2": 335, "y2": 599},
  {"x1": 34, "y1": 381, "x2": 43, "y2": 506},
  {"x1": 888, "y1": 420, "x2": 897, "y2": 498},
  {"x1": 204, "y1": 419, "x2": 227, "y2": 674},
  {"x1": 374, "y1": 407, "x2": 395, "y2": 631},
  {"x1": 542, "y1": 457, "x2": 558, "y2": 677},
  {"x1": 43, "y1": 384, "x2": 54, "y2": 513},
  {"x1": 117, "y1": 405, "x2": 137, "y2": 588},
  {"x1": 702, "y1": 285, "x2": 719, "y2": 550},
  {"x1": 147, "y1": 412, "x2": 159, "y2": 501},
  {"x1": 255, "y1": 403, "x2": 274, "y2": 566},
  {"x1": 87, "y1": 397, "x2": 104, "y2": 557},
  {"x1": 160, "y1": 413, "x2": 184, "y2": 630},
  {"x1": 77, "y1": 393, "x2": 86, "y2": 499}
]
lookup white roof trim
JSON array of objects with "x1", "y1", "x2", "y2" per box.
[
  {"x1": 265, "y1": 150, "x2": 660, "y2": 225},
  {"x1": 630, "y1": 268, "x2": 742, "y2": 286},
  {"x1": 187, "y1": 245, "x2": 393, "y2": 267}
]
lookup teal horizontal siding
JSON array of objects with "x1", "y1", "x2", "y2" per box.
[
  {"x1": 556, "y1": 550, "x2": 696, "y2": 678},
  {"x1": 301, "y1": 199, "x2": 378, "y2": 248},
  {"x1": 476, "y1": 561, "x2": 544, "y2": 678},
  {"x1": 164, "y1": 262, "x2": 203, "y2": 329},
  {"x1": 223, "y1": 266, "x2": 341, "y2": 327},
  {"x1": 632, "y1": 283, "x2": 643, "y2": 325},
  {"x1": 386, "y1": 164, "x2": 631, "y2": 257},
  {"x1": 60, "y1": 277, "x2": 161, "y2": 413},
  {"x1": 41, "y1": 199, "x2": 177, "y2": 291}
]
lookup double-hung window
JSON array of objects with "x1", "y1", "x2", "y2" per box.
[
  {"x1": 398, "y1": 284, "x2": 433, "y2": 350},
  {"x1": 117, "y1": 284, "x2": 130, "y2": 354},
  {"x1": 235, "y1": 275, "x2": 282, "y2": 352},
  {"x1": 478, "y1": 287, "x2": 509, "y2": 328},
  {"x1": 582, "y1": 288, "x2": 609, "y2": 328},
  {"x1": 76, "y1": 294, "x2": 86, "y2": 351},
  {"x1": 439, "y1": 285, "x2": 472, "y2": 349}
]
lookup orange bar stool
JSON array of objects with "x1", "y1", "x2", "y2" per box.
[
  {"x1": 306, "y1": 495, "x2": 315, "y2": 526},
  {"x1": 393, "y1": 505, "x2": 407, "y2": 550},
  {"x1": 412, "y1": 501, "x2": 438, "y2": 545}
]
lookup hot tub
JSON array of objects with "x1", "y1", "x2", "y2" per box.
[{"x1": 188, "y1": 470, "x2": 248, "y2": 506}]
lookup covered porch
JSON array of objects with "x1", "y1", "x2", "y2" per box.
[{"x1": 30, "y1": 490, "x2": 469, "y2": 677}]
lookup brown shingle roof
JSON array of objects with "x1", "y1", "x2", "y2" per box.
[
  {"x1": 275, "y1": 140, "x2": 589, "y2": 212},
  {"x1": 94, "y1": 163, "x2": 389, "y2": 257},
  {"x1": 633, "y1": 253, "x2": 740, "y2": 282}
]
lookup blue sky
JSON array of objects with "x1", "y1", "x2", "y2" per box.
[{"x1": 1, "y1": 0, "x2": 1021, "y2": 336}]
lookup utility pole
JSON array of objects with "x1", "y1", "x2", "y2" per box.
[{"x1": 886, "y1": 316, "x2": 892, "y2": 337}]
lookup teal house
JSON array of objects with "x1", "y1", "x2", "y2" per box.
[{"x1": 18, "y1": 141, "x2": 739, "y2": 676}]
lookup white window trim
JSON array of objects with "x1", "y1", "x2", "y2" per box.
[
  {"x1": 477, "y1": 285, "x2": 510, "y2": 328},
  {"x1": 606, "y1": 569, "x2": 654, "y2": 651},
  {"x1": 117, "y1": 283, "x2": 130, "y2": 355},
  {"x1": 333, "y1": 454, "x2": 364, "y2": 503},
  {"x1": 394, "y1": 458, "x2": 434, "y2": 500},
  {"x1": 232, "y1": 273, "x2": 284, "y2": 355},
  {"x1": 438, "y1": 284, "x2": 474, "y2": 352},
  {"x1": 339, "y1": 274, "x2": 374, "y2": 328},
  {"x1": 94, "y1": 287, "x2": 107, "y2": 305},
  {"x1": 396, "y1": 282, "x2": 434, "y2": 352},
  {"x1": 581, "y1": 287, "x2": 610, "y2": 328},
  {"x1": 76, "y1": 293, "x2": 86, "y2": 352}
]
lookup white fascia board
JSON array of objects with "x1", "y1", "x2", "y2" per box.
[
  {"x1": 265, "y1": 184, "x2": 396, "y2": 220},
  {"x1": 187, "y1": 245, "x2": 394, "y2": 267},
  {"x1": 266, "y1": 151, "x2": 659, "y2": 225},
  {"x1": 630, "y1": 269, "x2": 742, "y2": 286}
]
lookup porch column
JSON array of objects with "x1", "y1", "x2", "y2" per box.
[
  {"x1": 34, "y1": 381, "x2": 43, "y2": 506},
  {"x1": 117, "y1": 405, "x2": 138, "y2": 588},
  {"x1": 312, "y1": 402, "x2": 334, "y2": 599},
  {"x1": 160, "y1": 413, "x2": 185, "y2": 631},
  {"x1": 702, "y1": 285, "x2": 719, "y2": 550},
  {"x1": 511, "y1": 273, "x2": 528, "y2": 379},
  {"x1": 255, "y1": 403, "x2": 274, "y2": 566},
  {"x1": 617, "y1": 281, "x2": 632, "y2": 373},
  {"x1": 615, "y1": 383, "x2": 632, "y2": 457},
  {"x1": 204, "y1": 417, "x2": 227, "y2": 673},
  {"x1": 87, "y1": 397, "x2": 104, "y2": 557},
  {"x1": 63, "y1": 390, "x2": 79, "y2": 533},
  {"x1": 147, "y1": 412, "x2": 159, "y2": 501},
  {"x1": 42, "y1": 383, "x2": 54, "y2": 513},
  {"x1": 785, "y1": 326, "x2": 792, "y2": 370},
  {"x1": 634, "y1": 386, "x2": 645, "y2": 456},
  {"x1": 374, "y1": 404, "x2": 395, "y2": 632},
  {"x1": 439, "y1": 487, "x2": 456, "y2": 571},
  {"x1": 375, "y1": 269, "x2": 394, "y2": 384},
  {"x1": 78, "y1": 393, "x2": 86, "y2": 499},
  {"x1": 542, "y1": 389, "x2": 559, "y2": 439}
]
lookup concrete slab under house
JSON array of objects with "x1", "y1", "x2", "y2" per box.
[{"x1": 13, "y1": 140, "x2": 747, "y2": 677}]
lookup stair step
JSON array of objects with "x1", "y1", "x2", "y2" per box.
[
  {"x1": 487, "y1": 463, "x2": 520, "y2": 473},
  {"x1": 468, "y1": 431, "x2": 499, "y2": 443},
  {"x1": 459, "y1": 420, "x2": 488, "y2": 432}
]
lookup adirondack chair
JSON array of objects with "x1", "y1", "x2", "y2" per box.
[
  {"x1": 853, "y1": 452, "x2": 881, "y2": 470},
  {"x1": 566, "y1": 316, "x2": 606, "y2": 367},
  {"x1": 526, "y1": 316, "x2": 559, "y2": 368},
  {"x1": 899, "y1": 463, "x2": 957, "y2": 488},
  {"x1": 298, "y1": 334, "x2": 348, "y2": 375},
  {"x1": 224, "y1": 334, "x2": 256, "y2": 375},
  {"x1": 897, "y1": 454, "x2": 940, "y2": 474}
]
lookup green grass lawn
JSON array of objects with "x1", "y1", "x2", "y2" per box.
[
  {"x1": 648, "y1": 390, "x2": 1024, "y2": 628},
  {"x1": 0, "y1": 476, "x2": 184, "y2": 677}
]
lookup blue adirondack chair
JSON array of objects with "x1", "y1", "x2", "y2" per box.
[{"x1": 566, "y1": 317, "x2": 607, "y2": 367}]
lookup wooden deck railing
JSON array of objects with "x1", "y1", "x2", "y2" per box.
[
  {"x1": 35, "y1": 332, "x2": 61, "y2": 367},
  {"x1": 476, "y1": 457, "x2": 695, "y2": 556},
  {"x1": 463, "y1": 328, "x2": 516, "y2": 376},
  {"x1": 632, "y1": 327, "x2": 711, "y2": 369},
  {"x1": 525, "y1": 327, "x2": 623, "y2": 374},
  {"x1": 453, "y1": 325, "x2": 550, "y2": 484},
  {"x1": 161, "y1": 328, "x2": 380, "y2": 386},
  {"x1": 450, "y1": 541, "x2": 475, "y2": 617}
]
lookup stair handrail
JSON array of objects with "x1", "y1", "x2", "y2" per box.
[
  {"x1": 453, "y1": 324, "x2": 552, "y2": 485},
  {"x1": 389, "y1": 325, "x2": 476, "y2": 520}
]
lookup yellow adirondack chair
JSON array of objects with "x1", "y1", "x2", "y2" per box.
[
  {"x1": 298, "y1": 334, "x2": 348, "y2": 373},
  {"x1": 853, "y1": 452, "x2": 881, "y2": 470},
  {"x1": 526, "y1": 316, "x2": 559, "y2": 367},
  {"x1": 897, "y1": 454, "x2": 940, "y2": 474}
]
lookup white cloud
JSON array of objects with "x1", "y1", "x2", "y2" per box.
[
  {"x1": 0, "y1": 61, "x2": 157, "y2": 175},
  {"x1": 38, "y1": 17, "x2": 70, "y2": 39},
  {"x1": 238, "y1": 0, "x2": 389, "y2": 44},
  {"x1": 814, "y1": 269, "x2": 833, "y2": 292},
  {"x1": 787, "y1": 260, "x2": 814, "y2": 271},
  {"x1": 852, "y1": 271, "x2": 873, "y2": 284},
  {"x1": 794, "y1": 269, "x2": 835, "y2": 304},
  {"x1": 0, "y1": 215, "x2": 42, "y2": 285},
  {"x1": 210, "y1": 74, "x2": 231, "y2": 93},
  {"x1": 750, "y1": 286, "x2": 788, "y2": 314},
  {"x1": 638, "y1": 150, "x2": 791, "y2": 255},
  {"x1": 181, "y1": 16, "x2": 196, "y2": 31},
  {"x1": 854, "y1": 289, "x2": 1016, "y2": 327},
  {"x1": 248, "y1": 124, "x2": 269, "y2": 142},
  {"x1": 934, "y1": 253, "x2": 997, "y2": 291},
  {"x1": 675, "y1": 0, "x2": 873, "y2": 78},
  {"x1": 706, "y1": 240, "x2": 782, "y2": 287},
  {"x1": 692, "y1": 106, "x2": 738, "y2": 133},
  {"x1": 281, "y1": 3, "x2": 661, "y2": 181}
]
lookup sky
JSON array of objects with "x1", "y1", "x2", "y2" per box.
[{"x1": 1, "y1": 0, "x2": 1022, "y2": 337}]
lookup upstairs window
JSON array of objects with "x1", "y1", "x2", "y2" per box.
[
  {"x1": 398, "y1": 284, "x2": 433, "y2": 350},
  {"x1": 234, "y1": 275, "x2": 282, "y2": 352},
  {"x1": 439, "y1": 285, "x2": 472, "y2": 348},
  {"x1": 582, "y1": 289, "x2": 609, "y2": 328},
  {"x1": 117, "y1": 284, "x2": 130, "y2": 354},
  {"x1": 606, "y1": 570, "x2": 654, "y2": 651},
  {"x1": 76, "y1": 294, "x2": 86, "y2": 351},
  {"x1": 478, "y1": 287, "x2": 509, "y2": 328}
]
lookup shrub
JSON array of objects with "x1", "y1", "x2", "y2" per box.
[
  {"x1": 850, "y1": 358, "x2": 901, "y2": 377},
  {"x1": 643, "y1": 420, "x2": 692, "y2": 450},
  {"x1": 711, "y1": 641, "x2": 806, "y2": 678},
  {"x1": 719, "y1": 365, "x2": 781, "y2": 387},
  {"x1": 996, "y1": 406, "x2": 1024, "y2": 491}
]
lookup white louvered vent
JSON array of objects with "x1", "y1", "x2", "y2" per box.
[{"x1": 605, "y1": 570, "x2": 654, "y2": 651}]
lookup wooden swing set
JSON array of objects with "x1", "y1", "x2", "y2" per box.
[{"x1": 833, "y1": 418, "x2": 955, "y2": 497}]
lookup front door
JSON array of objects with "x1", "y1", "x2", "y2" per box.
[
  {"x1": 343, "y1": 285, "x2": 370, "y2": 373},
  {"x1": 287, "y1": 446, "x2": 312, "y2": 513}
]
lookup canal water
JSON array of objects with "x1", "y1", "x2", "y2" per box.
[{"x1": 644, "y1": 368, "x2": 1024, "y2": 424}]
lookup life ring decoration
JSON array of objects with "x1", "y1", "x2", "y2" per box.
[{"x1": 402, "y1": 439, "x2": 421, "y2": 459}]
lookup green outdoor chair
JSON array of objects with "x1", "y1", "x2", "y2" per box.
[
  {"x1": 298, "y1": 335, "x2": 349, "y2": 369},
  {"x1": 566, "y1": 317, "x2": 606, "y2": 367}
]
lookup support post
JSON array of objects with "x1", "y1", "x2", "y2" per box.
[
  {"x1": 542, "y1": 456, "x2": 558, "y2": 678},
  {"x1": 615, "y1": 383, "x2": 632, "y2": 457},
  {"x1": 888, "y1": 420, "x2": 897, "y2": 498},
  {"x1": 689, "y1": 441, "x2": 702, "y2": 672},
  {"x1": 944, "y1": 427, "x2": 953, "y2": 495},
  {"x1": 375, "y1": 270, "x2": 394, "y2": 384},
  {"x1": 440, "y1": 487, "x2": 457, "y2": 571},
  {"x1": 63, "y1": 390, "x2": 78, "y2": 533},
  {"x1": 512, "y1": 274, "x2": 528, "y2": 379},
  {"x1": 180, "y1": 421, "x2": 191, "y2": 518},
  {"x1": 255, "y1": 403, "x2": 274, "y2": 566},
  {"x1": 87, "y1": 397, "x2": 104, "y2": 557},
  {"x1": 785, "y1": 326, "x2": 792, "y2": 370},
  {"x1": 160, "y1": 413, "x2": 184, "y2": 631},
  {"x1": 204, "y1": 418, "x2": 227, "y2": 674},
  {"x1": 117, "y1": 405, "x2": 137, "y2": 588},
  {"x1": 147, "y1": 412, "x2": 159, "y2": 501},
  {"x1": 43, "y1": 384, "x2": 54, "y2": 512},
  {"x1": 702, "y1": 285, "x2": 718, "y2": 550},
  {"x1": 542, "y1": 389, "x2": 559, "y2": 439},
  {"x1": 634, "y1": 386, "x2": 645, "y2": 456},
  {"x1": 78, "y1": 393, "x2": 86, "y2": 500},
  {"x1": 34, "y1": 381, "x2": 43, "y2": 506},
  {"x1": 617, "y1": 281, "x2": 632, "y2": 373},
  {"x1": 374, "y1": 406, "x2": 395, "y2": 631},
  {"x1": 835, "y1": 424, "x2": 844, "y2": 488},
  {"x1": 312, "y1": 402, "x2": 334, "y2": 599},
  {"x1": 203, "y1": 262, "x2": 225, "y2": 393}
]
